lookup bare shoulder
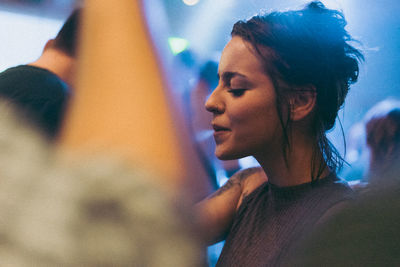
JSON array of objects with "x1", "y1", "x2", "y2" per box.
[
  {"x1": 231, "y1": 167, "x2": 266, "y2": 185},
  {"x1": 233, "y1": 167, "x2": 268, "y2": 209},
  {"x1": 195, "y1": 167, "x2": 267, "y2": 244}
]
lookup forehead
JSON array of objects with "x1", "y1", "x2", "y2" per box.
[{"x1": 219, "y1": 36, "x2": 265, "y2": 77}]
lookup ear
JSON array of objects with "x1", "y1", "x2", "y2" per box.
[{"x1": 289, "y1": 86, "x2": 316, "y2": 121}]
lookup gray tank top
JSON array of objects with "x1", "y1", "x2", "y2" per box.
[{"x1": 216, "y1": 174, "x2": 353, "y2": 266}]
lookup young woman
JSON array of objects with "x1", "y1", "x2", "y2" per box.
[{"x1": 196, "y1": 1, "x2": 364, "y2": 265}]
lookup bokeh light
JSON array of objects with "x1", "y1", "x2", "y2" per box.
[{"x1": 182, "y1": 0, "x2": 200, "y2": 6}]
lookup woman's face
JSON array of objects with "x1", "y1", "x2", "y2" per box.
[{"x1": 205, "y1": 36, "x2": 282, "y2": 160}]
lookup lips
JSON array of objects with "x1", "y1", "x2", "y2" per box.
[
  {"x1": 212, "y1": 124, "x2": 230, "y2": 132},
  {"x1": 212, "y1": 123, "x2": 230, "y2": 142}
]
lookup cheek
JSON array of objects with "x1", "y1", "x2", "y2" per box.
[
  {"x1": 231, "y1": 101, "x2": 277, "y2": 131},
  {"x1": 230, "y1": 109, "x2": 272, "y2": 150},
  {"x1": 230, "y1": 105, "x2": 253, "y2": 125},
  {"x1": 242, "y1": 106, "x2": 283, "y2": 152}
]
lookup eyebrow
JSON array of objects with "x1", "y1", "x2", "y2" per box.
[{"x1": 217, "y1": 71, "x2": 248, "y2": 85}]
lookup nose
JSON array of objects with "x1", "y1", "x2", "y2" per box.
[{"x1": 205, "y1": 87, "x2": 224, "y2": 114}]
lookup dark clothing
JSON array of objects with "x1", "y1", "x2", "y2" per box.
[
  {"x1": 0, "y1": 65, "x2": 69, "y2": 138},
  {"x1": 216, "y1": 174, "x2": 353, "y2": 267},
  {"x1": 281, "y1": 183, "x2": 400, "y2": 266}
]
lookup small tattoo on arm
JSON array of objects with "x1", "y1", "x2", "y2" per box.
[
  {"x1": 210, "y1": 167, "x2": 262, "y2": 198},
  {"x1": 236, "y1": 167, "x2": 262, "y2": 182}
]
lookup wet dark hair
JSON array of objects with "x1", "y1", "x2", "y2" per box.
[
  {"x1": 53, "y1": 8, "x2": 81, "y2": 57},
  {"x1": 231, "y1": 1, "x2": 363, "y2": 178}
]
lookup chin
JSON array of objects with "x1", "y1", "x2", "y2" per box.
[{"x1": 215, "y1": 148, "x2": 247, "y2": 161}]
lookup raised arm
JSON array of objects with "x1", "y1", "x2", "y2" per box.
[
  {"x1": 195, "y1": 167, "x2": 267, "y2": 245},
  {"x1": 59, "y1": 0, "x2": 194, "y2": 192}
]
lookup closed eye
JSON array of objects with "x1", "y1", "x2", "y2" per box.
[{"x1": 228, "y1": 89, "x2": 246, "y2": 97}]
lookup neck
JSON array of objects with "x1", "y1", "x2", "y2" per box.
[
  {"x1": 255, "y1": 128, "x2": 329, "y2": 187},
  {"x1": 29, "y1": 48, "x2": 75, "y2": 86}
]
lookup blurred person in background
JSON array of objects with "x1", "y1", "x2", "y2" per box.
[
  {"x1": 364, "y1": 98, "x2": 400, "y2": 186},
  {"x1": 341, "y1": 98, "x2": 400, "y2": 191},
  {"x1": 0, "y1": 0, "x2": 205, "y2": 265},
  {"x1": 0, "y1": 9, "x2": 80, "y2": 140},
  {"x1": 0, "y1": 101, "x2": 202, "y2": 266}
]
